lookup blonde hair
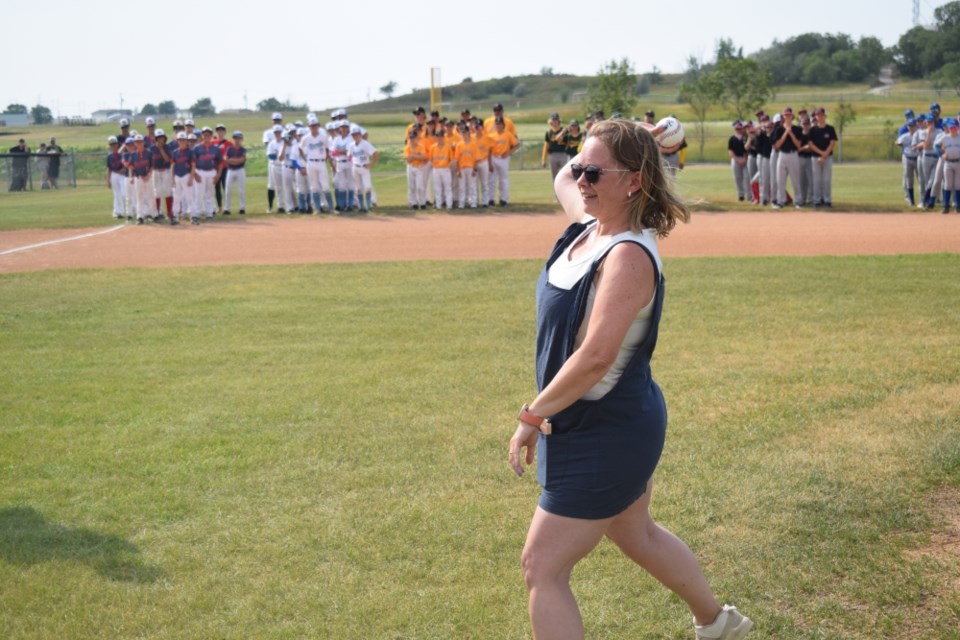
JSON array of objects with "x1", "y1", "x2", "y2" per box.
[{"x1": 587, "y1": 119, "x2": 690, "y2": 237}]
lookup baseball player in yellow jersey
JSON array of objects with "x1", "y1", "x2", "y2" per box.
[
  {"x1": 443, "y1": 119, "x2": 463, "y2": 206},
  {"x1": 403, "y1": 128, "x2": 429, "y2": 209},
  {"x1": 454, "y1": 123, "x2": 479, "y2": 208},
  {"x1": 429, "y1": 132, "x2": 455, "y2": 209},
  {"x1": 484, "y1": 103, "x2": 517, "y2": 137},
  {"x1": 406, "y1": 106, "x2": 428, "y2": 142},
  {"x1": 488, "y1": 118, "x2": 520, "y2": 206},
  {"x1": 564, "y1": 119, "x2": 584, "y2": 156},
  {"x1": 472, "y1": 119, "x2": 494, "y2": 207}
]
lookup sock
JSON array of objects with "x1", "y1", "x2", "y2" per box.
[
  {"x1": 907, "y1": 188, "x2": 915, "y2": 206},
  {"x1": 324, "y1": 191, "x2": 333, "y2": 210},
  {"x1": 268, "y1": 189, "x2": 275, "y2": 209},
  {"x1": 165, "y1": 196, "x2": 173, "y2": 217}
]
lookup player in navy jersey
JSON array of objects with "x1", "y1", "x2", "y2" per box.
[
  {"x1": 171, "y1": 132, "x2": 197, "y2": 224},
  {"x1": 224, "y1": 131, "x2": 247, "y2": 215},
  {"x1": 106, "y1": 136, "x2": 128, "y2": 220},
  {"x1": 151, "y1": 129, "x2": 175, "y2": 223},
  {"x1": 193, "y1": 127, "x2": 223, "y2": 219},
  {"x1": 125, "y1": 135, "x2": 156, "y2": 224}
]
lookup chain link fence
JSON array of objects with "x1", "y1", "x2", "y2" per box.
[{"x1": 0, "y1": 151, "x2": 77, "y2": 191}]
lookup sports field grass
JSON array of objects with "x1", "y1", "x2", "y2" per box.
[
  {"x1": 2, "y1": 255, "x2": 959, "y2": 639},
  {"x1": 0, "y1": 162, "x2": 911, "y2": 232}
]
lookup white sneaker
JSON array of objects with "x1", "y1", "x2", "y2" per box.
[{"x1": 694, "y1": 605, "x2": 753, "y2": 640}]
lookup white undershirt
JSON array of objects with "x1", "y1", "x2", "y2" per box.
[{"x1": 547, "y1": 223, "x2": 662, "y2": 400}]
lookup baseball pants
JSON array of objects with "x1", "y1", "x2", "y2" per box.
[
  {"x1": 902, "y1": 156, "x2": 919, "y2": 192},
  {"x1": 110, "y1": 172, "x2": 127, "y2": 216},
  {"x1": 225, "y1": 168, "x2": 246, "y2": 211},
  {"x1": 406, "y1": 164, "x2": 426, "y2": 206},
  {"x1": 549, "y1": 152, "x2": 567, "y2": 180},
  {"x1": 333, "y1": 162, "x2": 354, "y2": 210},
  {"x1": 173, "y1": 174, "x2": 193, "y2": 218},
  {"x1": 353, "y1": 165, "x2": 372, "y2": 210},
  {"x1": 811, "y1": 156, "x2": 833, "y2": 205},
  {"x1": 133, "y1": 176, "x2": 156, "y2": 219},
  {"x1": 195, "y1": 169, "x2": 217, "y2": 217},
  {"x1": 777, "y1": 151, "x2": 800, "y2": 205},
  {"x1": 459, "y1": 170, "x2": 477, "y2": 208},
  {"x1": 490, "y1": 155, "x2": 511, "y2": 203},
  {"x1": 799, "y1": 157, "x2": 814, "y2": 205},
  {"x1": 758, "y1": 157, "x2": 772, "y2": 204},
  {"x1": 280, "y1": 166, "x2": 298, "y2": 211},
  {"x1": 476, "y1": 162, "x2": 491, "y2": 205},
  {"x1": 730, "y1": 158, "x2": 749, "y2": 199},
  {"x1": 433, "y1": 167, "x2": 453, "y2": 208}
]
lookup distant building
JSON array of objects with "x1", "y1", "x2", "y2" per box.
[
  {"x1": 0, "y1": 113, "x2": 31, "y2": 127},
  {"x1": 91, "y1": 109, "x2": 134, "y2": 124}
]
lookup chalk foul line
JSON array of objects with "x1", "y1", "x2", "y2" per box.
[{"x1": 0, "y1": 224, "x2": 128, "y2": 257}]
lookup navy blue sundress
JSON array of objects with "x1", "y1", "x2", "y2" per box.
[{"x1": 534, "y1": 219, "x2": 668, "y2": 520}]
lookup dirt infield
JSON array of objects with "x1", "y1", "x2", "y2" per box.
[{"x1": 0, "y1": 210, "x2": 957, "y2": 273}]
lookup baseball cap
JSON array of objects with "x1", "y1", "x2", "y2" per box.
[
  {"x1": 186, "y1": 133, "x2": 197, "y2": 141},
  {"x1": 413, "y1": 106, "x2": 426, "y2": 115},
  {"x1": 232, "y1": 131, "x2": 243, "y2": 139},
  {"x1": 201, "y1": 126, "x2": 213, "y2": 133},
  {"x1": 461, "y1": 109, "x2": 471, "y2": 116},
  {"x1": 338, "y1": 120, "x2": 351, "y2": 128},
  {"x1": 176, "y1": 132, "x2": 187, "y2": 140},
  {"x1": 772, "y1": 113, "x2": 782, "y2": 123},
  {"x1": 294, "y1": 121, "x2": 304, "y2": 128},
  {"x1": 325, "y1": 122, "x2": 336, "y2": 130},
  {"x1": 907, "y1": 118, "x2": 917, "y2": 127},
  {"x1": 916, "y1": 113, "x2": 927, "y2": 122},
  {"x1": 272, "y1": 124, "x2": 283, "y2": 132},
  {"x1": 350, "y1": 125, "x2": 362, "y2": 135},
  {"x1": 430, "y1": 110, "x2": 440, "y2": 117},
  {"x1": 931, "y1": 102, "x2": 941, "y2": 111},
  {"x1": 133, "y1": 134, "x2": 144, "y2": 142},
  {"x1": 569, "y1": 119, "x2": 580, "y2": 126},
  {"x1": 125, "y1": 136, "x2": 134, "y2": 144},
  {"x1": 108, "y1": 136, "x2": 118, "y2": 144},
  {"x1": 948, "y1": 118, "x2": 959, "y2": 129},
  {"x1": 185, "y1": 119, "x2": 195, "y2": 126},
  {"x1": 145, "y1": 117, "x2": 156, "y2": 126},
  {"x1": 493, "y1": 103, "x2": 504, "y2": 110},
  {"x1": 733, "y1": 120, "x2": 743, "y2": 129},
  {"x1": 549, "y1": 112, "x2": 560, "y2": 120},
  {"x1": 783, "y1": 107, "x2": 794, "y2": 115},
  {"x1": 120, "y1": 118, "x2": 130, "y2": 126},
  {"x1": 297, "y1": 127, "x2": 307, "y2": 136},
  {"x1": 155, "y1": 128, "x2": 166, "y2": 137},
  {"x1": 905, "y1": 108, "x2": 915, "y2": 116},
  {"x1": 173, "y1": 120, "x2": 184, "y2": 128},
  {"x1": 272, "y1": 112, "x2": 283, "y2": 121},
  {"x1": 307, "y1": 117, "x2": 319, "y2": 126},
  {"x1": 216, "y1": 123, "x2": 226, "y2": 130}
]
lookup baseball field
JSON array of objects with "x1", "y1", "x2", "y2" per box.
[{"x1": 1, "y1": 165, "x2": 959, "y2": 639}]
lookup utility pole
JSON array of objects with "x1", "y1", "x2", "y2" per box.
[{"x1": 913, "y1": 0, "x2": 920, "y2": 25}]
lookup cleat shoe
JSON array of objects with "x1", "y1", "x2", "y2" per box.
[
  {"x1": 170, "y1": 217, "x2": 179, "y2": 226},
  {"x1": 771, "y1": 202, "x2": 782, "y2": 209},
  {"x1": 239, "y1": 209, "x2": 245, "y2": 215},
  {"x1": 223, "y1": 210, "x2": 231, "y2": 215},
  {"x1": 191, "y1": 217, "x2": 200, "y2": 225},
  {"x1": 136, "y1": 217, "x2": 144, "y2": 225},
  {"x1": 694, "y1": 605, "x2": 753, "y2": 640}
]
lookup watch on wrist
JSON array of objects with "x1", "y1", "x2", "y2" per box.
[{"x1": 518, "y1": 404, "x2": 552, "y2": 435}]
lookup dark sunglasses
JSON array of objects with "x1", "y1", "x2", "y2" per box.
[{"x1": 570, "y1": 163, "x2": 631, "y2": 185}]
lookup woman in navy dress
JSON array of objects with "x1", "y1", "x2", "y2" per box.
[{"x1": 508, "y1": 119, "x2": 752, "y2": 640}]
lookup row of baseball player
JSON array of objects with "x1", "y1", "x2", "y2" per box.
[
  {"x1": 401, "y1": 103, "x2": 520, "y2": 209},
  {"x1": 895, "y1": 103, "x2": 960, "y2": 213},
  {"x1": 261, "y1": 108, "x2": 378, "y2": 214},
  {"x1": 106, "y1": 118, "x2": 247, "y2": 225}
]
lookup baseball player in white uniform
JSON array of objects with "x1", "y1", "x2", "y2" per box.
[
  {"x1": 348, "y1": 124, "x2": 378, "y2": 212},
  {"x1": 277, "y1": 129, "x2": 303, "y2": 213},
  {"x1": 263, "y1": 113, "x2": 282, "y2": 210},
  {"x1": 266, "y1": 126, "x2": 285, "y2": 212},
  {"x1": 301, "y1": 117, "x2": 333, "y2": 213},
  {"x1": 330, "y1": 121, "x2": 354, "y2": 212}
]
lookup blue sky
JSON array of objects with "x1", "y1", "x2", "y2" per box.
[{"x1": 1, "y1": 0, "x2": 948, "y2": 117}]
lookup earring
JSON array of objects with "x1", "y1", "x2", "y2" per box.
[{"x1": 627, "y1": 191, "x2": 632, "y2": 198}]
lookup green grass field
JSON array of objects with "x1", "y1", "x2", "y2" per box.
[
  {"x1": 0, "y1": 162, "x2": 913, "y2": 232},
  {"x1": 2, "y1": 255, "x2": 959, "y2": 639}
]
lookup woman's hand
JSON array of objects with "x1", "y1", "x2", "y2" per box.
[{"x1": 508, "y1": 422, "x2": 540, "y2": 477}]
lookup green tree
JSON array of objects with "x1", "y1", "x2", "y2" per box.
[
  {"x1": 715, "y1": 57, "x2": 774, "y2": 121},
  {"x1": 379, "y1": 81, "x2": 397, "y2": 99},
  {"x1": 679, "y1": 64, "x2": 722, "y2": 160},
  {"x1": 190, "y1": 97, "x2": 216, "y2": 116},
  {"x1": 5, "y1": 103, "x2": 27, "y2": 114},
  {"x1": 834, "y1": 101, "x2": 857, "y2": 163},
  {"x1": 933, "y1": 62, "x2": 960, "y2": 95},
  {"x1": 157, "y1": 100, "x2": 177, "y2": 115},
  {"x1": 140, "y1": 103, "x2": 158, "y2": 115},
  {"x1": 30, "y1": 104, "x2": 53, "y2": 125},
  {"x1": 587, "y1": 58, "x2": 637, "y2": 119}
]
